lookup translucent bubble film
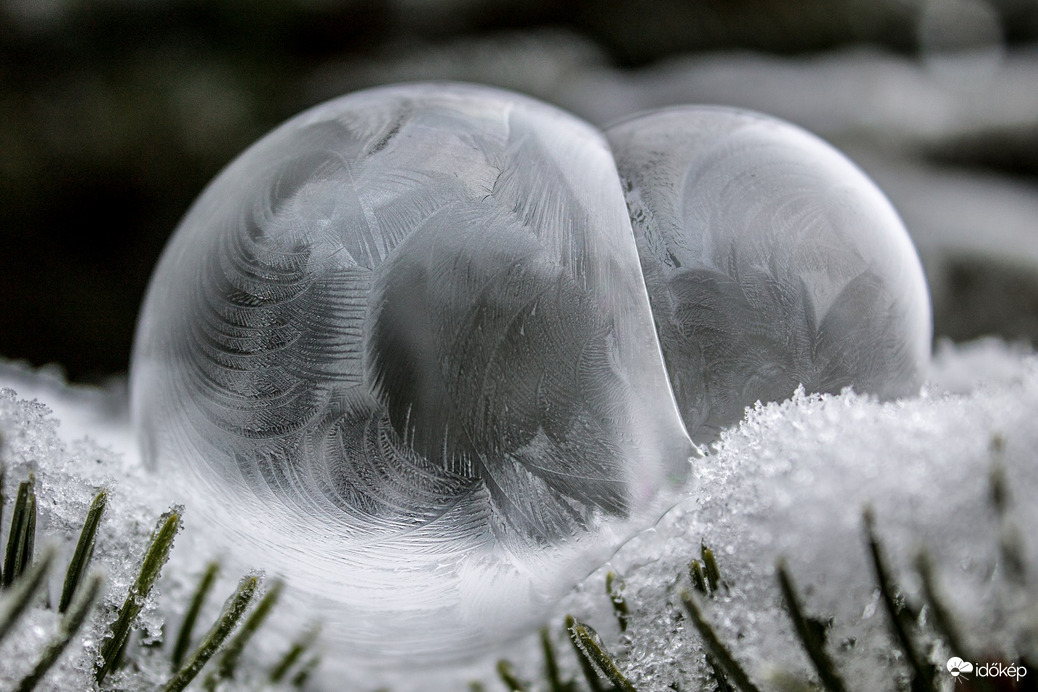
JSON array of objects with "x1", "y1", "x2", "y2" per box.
[
  {"x1": 130, "y1": 83, "x2": 695, "y2": 661},
  {"x1": 607, "y1": 107, "x2": 932, "y2": 442}
]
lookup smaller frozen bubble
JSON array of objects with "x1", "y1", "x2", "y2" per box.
[{"x1": 607, "y1": 107, "x2": 932, "y2": 442}]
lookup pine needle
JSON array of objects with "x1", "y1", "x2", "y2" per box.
[
  {"x1": 566, "y1": 615, "x2": 637, "y2": 692},
  {"x1": 270, "y1": 623, "x2": 320, "y2": 684},
  {"x1": 497, "y1": 659, "x2": 528, "y2": 691},
  {"x1": 165, "y1": 575, "x2": 259, "y2": 692},
  {"x1": 681, "y1": 590, "x2": 763, "y2": 692},
  {"x1": 96, "y1": 509, "x2": 181, "y2": 683},
  {"x1": 59, "y1": 490, "x2": 107, "y2": 613},
  {"x1": 863, "y1": 508, "x2": 936, "y2": 692},
  {"x1": 205, "y1": 577, "x2": 282, "y2": 686},
  {"x1": 776, "y1": 559, "x2": 849, "y2": 692},
  {"x1": 606, "y1": 572, "x2": 630, "y2": 632},
  {"x1": 15, "y1": 572, "x2": 104, "y2": 692},
  {"x1": 0, "y1": 546, "x2": 55, "y2": 644},
  {"x1": 3, "y1": 475, "x2": 36, "y2": 587},
  {"x1": 171, "y1": 561, "x2": 220, "y2": 670}
]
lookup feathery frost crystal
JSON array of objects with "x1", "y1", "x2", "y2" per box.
[
  {"x1": 130, "y1": 84, "x2": 931, "y2": 662},
  {"x1": 608, "y1": 107, "x2": 931, "y2": 441}
]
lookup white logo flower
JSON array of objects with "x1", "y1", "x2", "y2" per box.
[{"x1": 947, "y1": 657, "x2": 974, "y2": 678}]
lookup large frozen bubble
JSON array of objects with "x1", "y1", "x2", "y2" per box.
[
  {"x1": 130, "y1": 83, "x2": 694, "y2": 662},
  {"x1": 607, "y1": 107, "x2": 932, "y2": 442}
]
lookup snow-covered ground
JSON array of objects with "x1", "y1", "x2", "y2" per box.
[{"x1": 1, "y1": 337, "x2": 1036, "y2": 691}]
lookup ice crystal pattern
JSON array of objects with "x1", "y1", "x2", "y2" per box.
[
  {"x1": 130, "y1": 84, "x2": 931, "y2": 662},
  {"x1": 607, "y1": 107, "x2": 931, "y2": 442}
]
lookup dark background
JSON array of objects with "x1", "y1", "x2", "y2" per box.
[{"x1": 2, "y1": 0, "x2": 1037, "y2": 382}]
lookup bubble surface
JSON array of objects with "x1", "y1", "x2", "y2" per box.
[
  {"x1": 607, "y1": 107, "x2": 932, "y2": 441},
  {"x1": 130, "y1": 83, "x2": 694, "y2": 661}
]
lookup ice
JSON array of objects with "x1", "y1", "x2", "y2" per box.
[
  {"x1": 608, "y1": 107, "x2": 932, "y2": 441},
  {"x1": 130, "y1": 82, "x2": 695, "y2": 662}
]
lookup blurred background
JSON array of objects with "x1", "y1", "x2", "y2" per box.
[{"x1": 1, "y1": 0, "x2": 1037, "y2": 382}]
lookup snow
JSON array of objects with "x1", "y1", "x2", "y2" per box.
[
  {"x1": 1, "y1": 337, "x2": 1036, "y2": 690},
  {"x1": 0, "y1": 364, "x2": 287, "y2": 691}
]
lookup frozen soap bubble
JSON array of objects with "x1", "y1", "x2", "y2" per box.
[
  {"x1": 607, "y1": 107, "x2": 932, "y2": 442},
  {"x1": 130, "y1": 83, "x2": 694, "y2": 662}
]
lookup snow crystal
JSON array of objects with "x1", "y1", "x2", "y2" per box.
[{"x1": 547, "y1": 338, "x2": 1038, "y2": 692}]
